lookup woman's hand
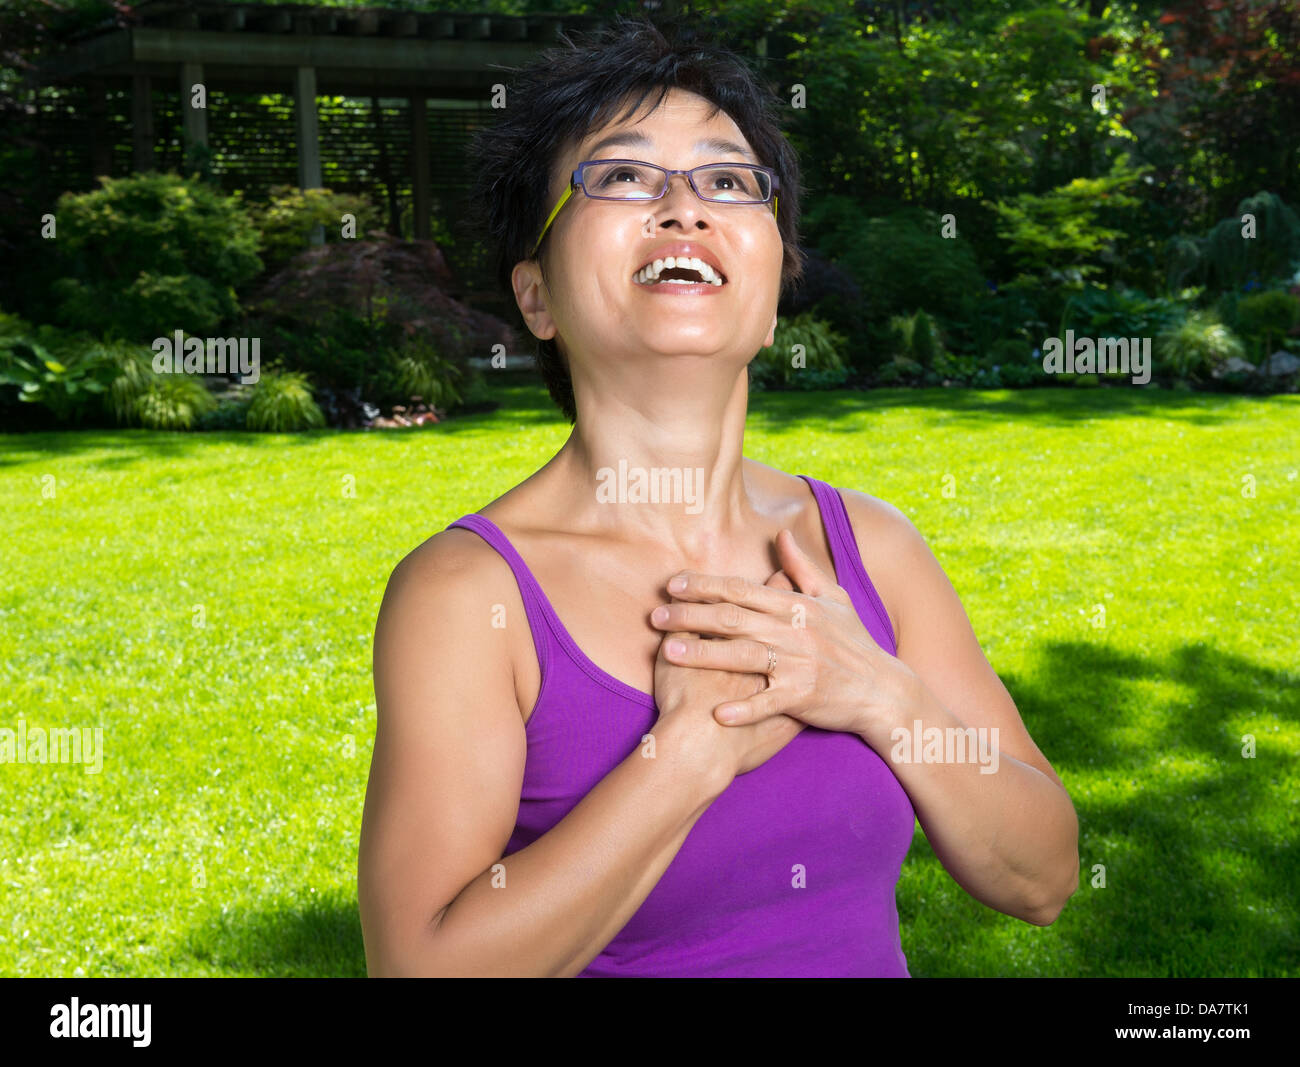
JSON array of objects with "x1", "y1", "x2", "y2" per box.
[
  {"x1": 649, "y1": 529, "x2": 914, "y2": 737},
  {"x1": 652, "y1": 568, "x2": 807, "y2": 779}
]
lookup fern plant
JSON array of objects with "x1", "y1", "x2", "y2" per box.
[
  {"x1": 1156, "y1": 310, "x2": 1246, "y2": 382},
  {"x1": 749, "y1": 312, "x2": 848, "y2": 390},
  {"x1": 132, "y1": 374, "x2": 218, "y2": 430},
  {"x1": 393, "y1": 335, "x2": 463, "y2": 410},
  {"x1": 246, "y1": 370, "x2": 325, "y2": 432}
]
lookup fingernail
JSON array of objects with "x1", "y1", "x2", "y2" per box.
[
  {"x1": 668, "y1": 576, "x2": 686, "y2": 593},
  {"x1": 651, "y1": 606, "x2": 669, "y2": 625},
  {"x1": 666, "y1": 640, "x2": 685, "y2": 656}
]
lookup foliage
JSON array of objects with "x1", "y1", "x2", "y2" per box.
[
  {"x1": 193, "y1": 392, "x2": 254, "y2": 432},
  {"x1": 131, "y1": 373, "x2": 219, "y2": 431},
  {"x1": 393, "y1": 336, "x2": 464, "y2": 410},
  {"x1": 1125, "y1": 0, "x2": 1300, "y2": 225},
  {"x1": 805, "y1": 198, "x2": 983, "y2": 341},
  {"x1": 781, "y1": 2, "x2": 1156, "y2": 217},
  {"x1": 46, "y1": 171, "x2": 263, "y2": 341},
  {"x1": 246, "y1": 235, "x2": 514, "y2": 370},
  {"x1": 1167, "y1": 193, "x2": 1300, "y2": 293},
  {"x1": 0, "y1": 312, "x2": 117, "y2": 425},
  {"x1": 990, "y1": 154, "x2": 1154, "y2": 291},
  {"x1": 98, "y1": 340, "x2": 220, "y2": 430},
  {"x1": 887, "y1": 309, "x2": 946, "y2": 368},
  {"x1": 1156, "y1": 310, "x2": 1246, "y2": 383},
  {"x1": 777, "y1": 248, "x2": 870, "y2": 361},
  {"x1": 1061, "y1": 284, "x2": 1190, "y2": 341},
  {"x1": 748, "y1": 312, "x2": 848, "y2": 391},
  {"x1": 245, "y1": 370, "x2": 325, "y2": 432},
  {"x1": 250, "y1": 307, "x2": 466, "y2": 426},
  {"x1": 1234, "y1": 290, "x2": 1300, "y2": 359},
  {"x1": 246, "y1": 185, "x2": 384, "y2": 272}
]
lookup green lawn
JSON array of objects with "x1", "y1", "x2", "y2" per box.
[{"x1": 2, "y1": 383, "x2": 1297, "y2": 977}]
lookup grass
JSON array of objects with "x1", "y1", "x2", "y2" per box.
[{"x1": 2, "y1": 382, "x2": 1297, "y2": 977}]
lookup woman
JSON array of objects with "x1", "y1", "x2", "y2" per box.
[{"x1": 357, "y1": 17, "x2": 1079, "y2": 977}]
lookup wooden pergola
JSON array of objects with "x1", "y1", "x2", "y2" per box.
[{"x1": 35, "y1": 0, "x2": 617, "y2": 240}]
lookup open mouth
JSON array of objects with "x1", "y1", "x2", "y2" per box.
[{"x1": 633, "y1": 256, "x2": 727, "y2": 287}]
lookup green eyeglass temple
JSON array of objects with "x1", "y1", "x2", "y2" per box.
[{"x1": 529, "y1": 164, "x2": 780, "y2": 258}]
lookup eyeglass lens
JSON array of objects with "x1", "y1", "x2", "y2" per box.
[{"x1": 581, "y1": 161, "x2": 771, "y2": 202}]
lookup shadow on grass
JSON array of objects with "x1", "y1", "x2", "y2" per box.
[
  {"x1": 0, "y1": 387, "x2": 566, "y2": 466},
  {"x1": 174, "y1": 645, "x2": 1296, "y2": 979},
  {"x1": 903, "y1": 639, "x2": 1299, "y2": 977},
  {"x1": 11, "y1": 383, "x2": 1291, "y2": 468},
  {"x1": 180, "y1": 892, "x2": 367, "y2": 977},
  {"x1": 747, "y1": 385, "x2": 1287, "y2": 432}
]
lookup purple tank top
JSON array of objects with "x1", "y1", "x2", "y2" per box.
[{"x1": 445, "y1": 474, "x2": 914, "y2": 977}]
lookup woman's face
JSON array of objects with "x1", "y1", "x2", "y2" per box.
[{"x1": 513, "y1": 87, "x2": 784, "y2": 388}]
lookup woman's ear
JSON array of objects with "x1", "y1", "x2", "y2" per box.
[
  {"x1": 763, "y1": 313, "x2": 777, "y2": 348},
  {"x1": 512, "y1": 261, "x2": 557, "y2": 341}
]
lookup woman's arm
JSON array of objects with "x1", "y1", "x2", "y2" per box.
[
  {"x1": 357, "y1": 531, "x2": 732, "y2": 977},
  {"x1": 843, "y1": 490, "x2": 1080, "y2": 925}
]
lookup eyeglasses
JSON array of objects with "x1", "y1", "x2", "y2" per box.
[{"x1": 530, "y1": 159, "x2": 780, "y2": 258}]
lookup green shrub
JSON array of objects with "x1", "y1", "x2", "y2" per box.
[
  {"x1": 998, "y1": 363, "x2": 1039, "y2": 388},
  {"x1": 193, "y1": 393, "x2": 254, "y2": 431},
  {"x1": 749, "y1": 312, "x2": 848, "y2": 391},
  {"x1": 985, "y1": 338, "x2": 1032, "y2": 368},
  {"x1": 47, "y1": 171, "x2": 262, "y2": 342},
  {"x1": 933, "y1": 351, "x2": 979, "y2": 382},
  {"x1": 246, "y1": 370, "x2": 325, "y2": 432},
  {"x1": 393, "y1": 335, "x2": 464, "y2": 410},
  {"x1": 252, "y1": 308, "x2": 472, "y2": 422},
  {"x1": 132, "y1": 374, "x2": 218, "y2": 430},
  {"x1": 990, "y1": 153, "x2": 1152, "y2": 289},
  {"x1": 1156, "y1": 310, "x2": 1246, "y2": 382},
  {"x1": 247, "y1": 185, "x2": 384, "y2": 271},
  {"x1": 1171, "y1": 192, "x2": 1300, "y2": 292},
  {"x1": 0, "y1": 313, "x2": 118, "y2": 425},
  {"x1": 804, "y1": 199, "x2": 983, "y2": 329},
  {"x1": 1062, "y1": 284, "x2": 1189, "y2": 341},
  {"x1": 1234, "y1": 290, "x2": 1300, "y2": 360},
  {"x1": 887, "y1": 309, "x2": 946, "y2": 368},
  {"x1": 102, "y1": 340, "x2": 163, "y2": 426},
  {"x1": 874, "y1": 356, "x2": 925, "y2": 386}
]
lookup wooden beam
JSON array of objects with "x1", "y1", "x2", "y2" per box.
[
  {"x1": 129, "y1": 28, "x2": 541, "y2": 73},
  {"x1": 88, "y1": 79, "x2": 112, "y2": 179},
  {"x1": 34, "y1": 29, "x2": 131, "y2": 81},
  {"x1": 410, "y1": 95, "x2": 431, "y2": 240},
  {"x1": 131, "y1": 73, "x2": 154, "y2": 172},
  {"x1": 295, "y1": 66, "x2": 322, "y2": 191},
  {"x1": 296, "y1": 65, "x2": 323, "y2": 245},
  {"x1": 180, "y1": 60, "x2": 208, "y2": 171}
]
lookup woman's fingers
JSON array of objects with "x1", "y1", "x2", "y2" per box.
[
  {"x1": 765, "y1": 568, "x2": 796, "y2": 591},
  {"x1": 714, "y1": 686, "x2": 787, "y2": 726},
  {"x1": 663, "y1": 635, "x2": 771, "y2": 674}
]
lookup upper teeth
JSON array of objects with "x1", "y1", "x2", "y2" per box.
[{"x1": 635, "y1": 256, "x2": 725, "y2": 286}]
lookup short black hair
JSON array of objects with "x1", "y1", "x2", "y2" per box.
[{"x1": 466, "y1": 15, "x2": 806, "y2": 424}]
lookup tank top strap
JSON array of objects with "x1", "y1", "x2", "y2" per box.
[
  {"x1": 797, "y1": 475, "x2": 898, "y2": 655},
  {"x1": 444, "y1": 513, "x2": 555, "y2": 677}
]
